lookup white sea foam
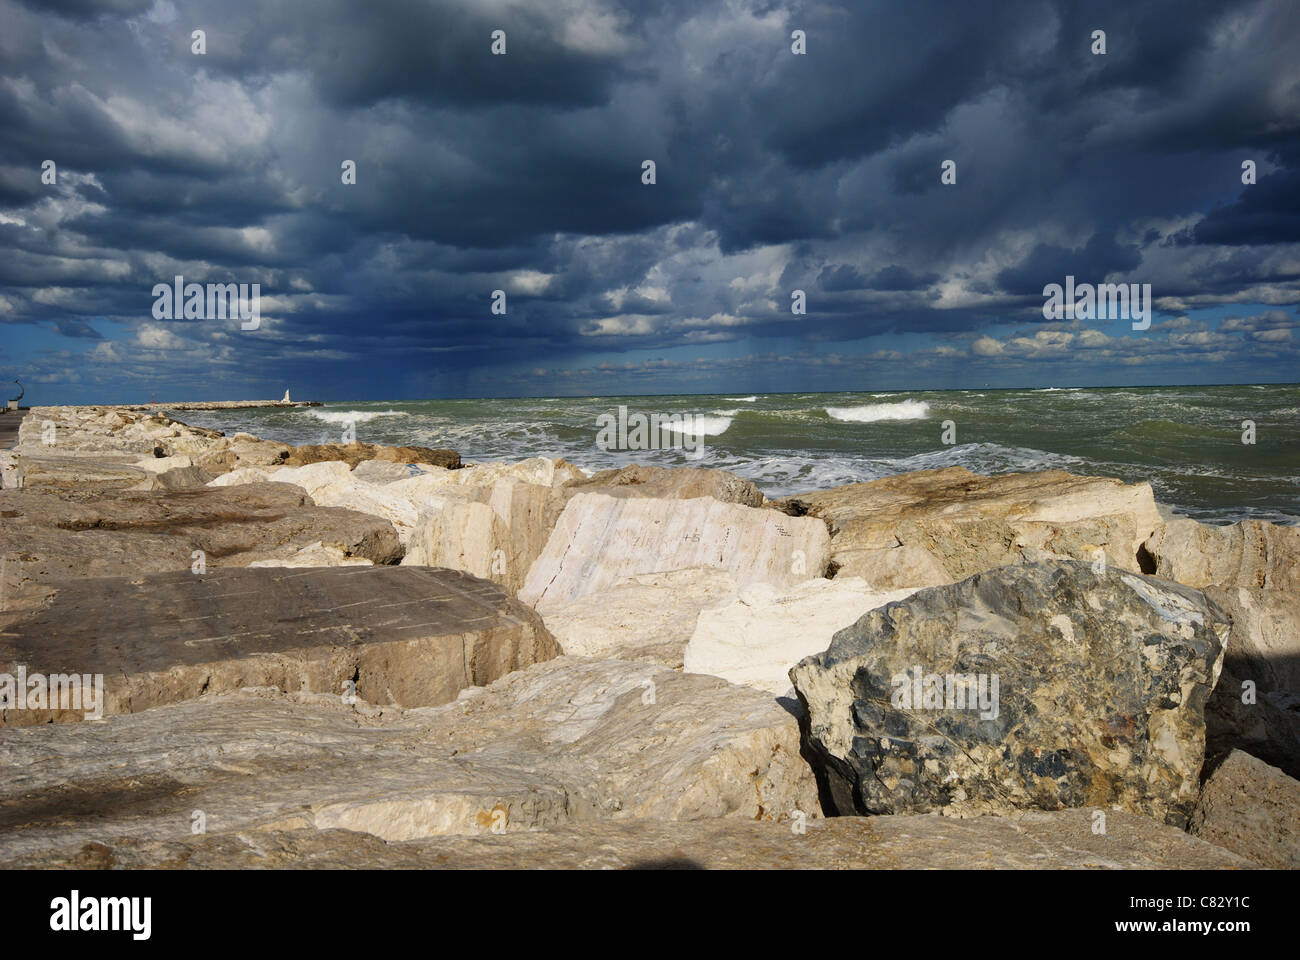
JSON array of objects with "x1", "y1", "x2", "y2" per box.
[
  {"x1": 660, "y1": 415, "x2": 733, "y2": 438},
  {"x1": 175, "y1": 388, "x2": 1297, "y2": 526},
  {"x1": 825, "y1": 400, "x2": 930, "y2": 422},
  {"x1": 304, "y1": 409, "x2": 407, "y2": 424}
]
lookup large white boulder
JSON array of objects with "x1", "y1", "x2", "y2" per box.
[
  {"x1": 402, "y1": 480, "x2": 553, "y2": 592},
  {"x1": 540, "y1": 567, "x2": 740, "y2": 666},
  {"x1": 684, "y1": 577, "x2": 919, "y2": 696},
  {"x1": 520, "y1": 493, "x2": 831, "y2": 610}
]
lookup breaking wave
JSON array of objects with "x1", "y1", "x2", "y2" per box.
[
  {"x1": 660, "y1": 415, "x2": 733, "y2": 438},
  {"x1": 825, "y1": 400, "x2": 930, "y2": 422},
  {"x1": 303, "y1": 409, "x2": 407, "y2": 424}
]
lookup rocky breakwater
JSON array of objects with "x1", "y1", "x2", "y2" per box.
[
  {"x1": 8, "y1": 405, "x2": 289, "y2": 492},
  {"x1": 0, "y1": 404, "x2": 1289, "y2": 869},
  {"x1": 3, "y1": 406, "x2": 461, "y2": 494},
  {"x1": 0, "y1": 406, "x2": 820, "y2": 866}
]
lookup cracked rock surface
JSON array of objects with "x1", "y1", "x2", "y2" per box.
[{"x1": 792, "y1": 561, "x2": 1229, "y2": 826}]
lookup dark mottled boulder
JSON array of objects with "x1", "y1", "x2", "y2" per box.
[{"x1": 791, "y1": 561, "x2": 1229, "y2": 827}]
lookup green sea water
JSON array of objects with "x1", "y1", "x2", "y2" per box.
[{"x1": 177, "y1": 384, "x2": 1300, "y2": 525}]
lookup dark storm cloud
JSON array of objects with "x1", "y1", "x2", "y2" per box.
[
  {"x1": 866, "y1": 266, "x2": 940, "y2": 292},
  {"x1": 15, "y1": 0, "x2": 152, "y2": 20},
  {"x1": 0, "y1": 0, "x2": 1298, "y2": 399},
  {"x1": 996, "y1": 233, "x2": 1144, "y2": 296},
  {"x1": 1193, "y1": 165, "x2": 1300, "y2": 246},
  {"x1": 201, "y1": 0, "x2": 632, "y2": 110}
]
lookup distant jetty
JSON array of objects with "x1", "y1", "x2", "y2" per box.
[{"x1": 111, "y1": 400, "x2": 321, "y2": 411}]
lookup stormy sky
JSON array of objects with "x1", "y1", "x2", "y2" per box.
[{"x1": 1, "y1": 0, "x2": 1298, "y2": 403}]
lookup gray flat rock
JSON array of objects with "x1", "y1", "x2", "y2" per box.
[
  {"x1": 10, "y1": 810, "x2": 1256, "y2": 870},
  {"x1": 0, "y1": 657, "x2": 815, "y2": 855},
  {"x1": 0, "y1": 565, "x2": 558, "y2": 724},
  {"x1": 0, "y1": 482, "x2": 403, "y2": 613}
]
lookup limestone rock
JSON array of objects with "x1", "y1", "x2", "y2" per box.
[
  {"x1": 1190, "y1": 750, "x2": 1300, "y2": 869},
  {"x1": 0, "y1": 451, "x2": 18, "y2": 489},
  {"x1": 778, "y1": 467, "x2": 1163, "y2": 591},
  {"x1": 0, "y1": 566, "x2": 557, "y2": 725},
  {"x1": 549, "y1": 458, "x2": 589, "y2": 486},
  {"x1": 210, "y1": 458, "x2": 575, "y2": 549},
  {"x1": 17, "y1": 405, "x2": 223, "y2": 458},
  {"x1": 1144, "y1": 516, "x2": 1300, "y2": 593},
  {"x1": 1196, "y1": 585, "x2": 1300, "y2": 779},
  {"x1": 206, "y1": 465, "x2": 275, "y2": 486},
  {"x1": 267, "y1": 461, "x2": 355, "y2": 498},
  {"x1": 8, "y1": 809, "x2": 1255, "y2": 870},
  {"x1": 14, "y1": 403, "x2": 292, "y2": 478},
  {"x1": 15, "y1": 407, "x2": 290, "y2": 476},
  {"x1": 561, "y1": 464, "x2": 763, "y2": 507},
  {"x1": 1205, "y1": 660, "x2": 1300, "y2": 780},
  {"x1": 7, "y1": 454, "x2": 152, "y2": 493},
  {"x1": 684, "y1": 577, "x2": 918, "y2": 696},
  {"x1": 1205, "y1": 586, "x2": 1300, "y2": 694},
  {"x1": 135, "y1": 454, "x2": 194, "y2": 473},
  {"x1": 351, "y1": 460, "x2": 446, "y2": 483},
  {"x1": 402, "y1": 480, "x2": 553, "y2": 593},
  {"x1": 455, "y1": 457, "x2": 581, "y2": 488},
  {"x1": 424, "y1": 656, "x2": 817, "y2": 829},
  {"x1": 285, "y1": 442, "x2": 460, "y2": 470},
  {"x1": 130, "y1": 463, "x2": 214, "y2": 492},
  {"x1": 541, "y1": 567, "x2": 739, "y2": 666},
  {"x1": 186, "y1": 432, "x2": 291, "y2": 474},
  {"x1": 210, "y1": 462, "x2": 445, "y2": 545},
  {"x1": 520, "y1": 493, "x2": 831, "y2": 610},
  {"x1": 247, "y1": 541, "x2": 373, "y2": 568},
  {"x1": 791, "y1": 561, "x2": 1229, "y2": 826},
  {"x1": 0, "y1": 482, "x2": 401, "y2": 613},
  {"x1": 0, "y1": 657, "x2": 814, "y2": 854},
  {"x1": 309, "y1": 473, "x2": 464, "y2": 545}
]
